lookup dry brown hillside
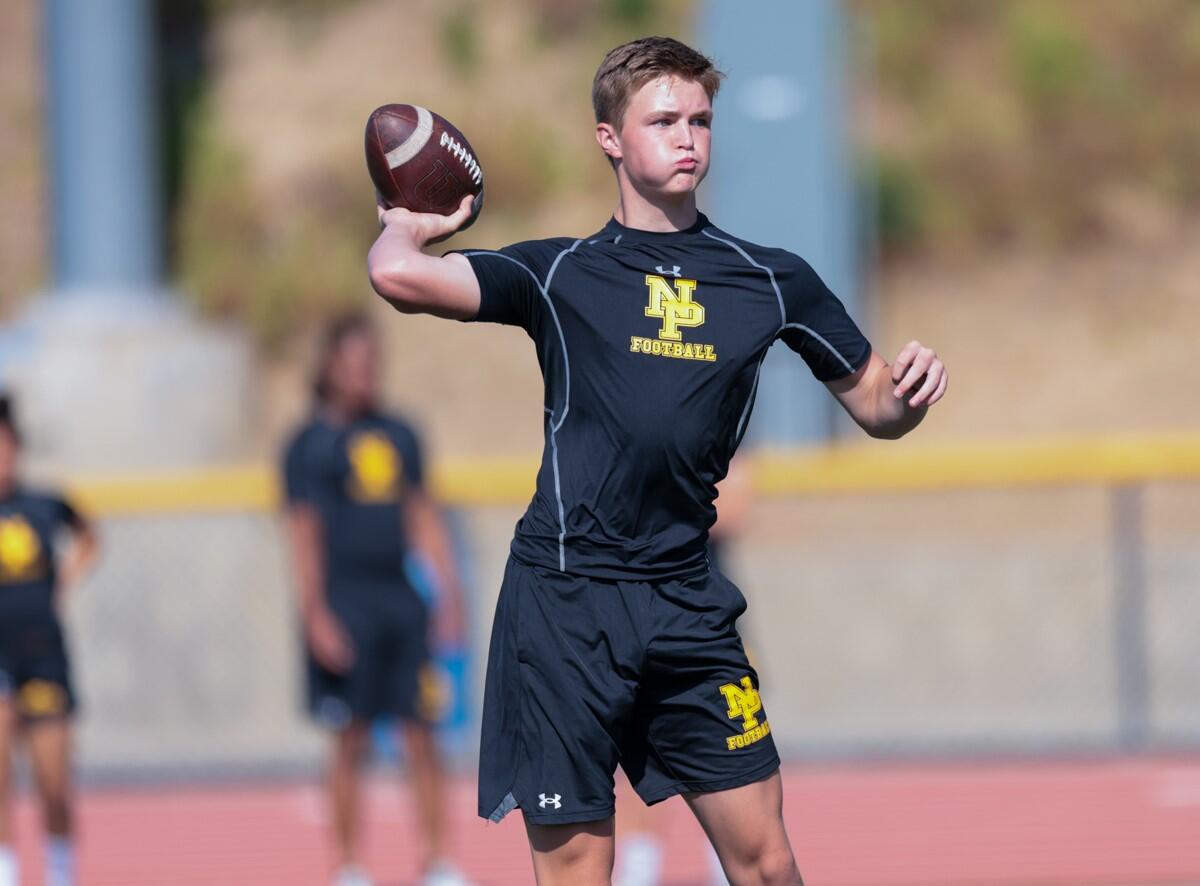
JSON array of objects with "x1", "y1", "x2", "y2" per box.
[{"x1": 2, "y1": 0, "x2": 1197, "y2": 460}]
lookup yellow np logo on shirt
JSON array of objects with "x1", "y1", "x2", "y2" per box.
[
  {"x1": 720, "y1": 675, "x2": 771, "y2": 751},
  {"x1": 631, "y1": 274, "x2": 718, "y2": 362},
  {"x1": 347, "y1": 431, "x2": 402, "y2": 502},
  {"x1": 0, "y1": 515, "x2": 43, "y2": 581}
]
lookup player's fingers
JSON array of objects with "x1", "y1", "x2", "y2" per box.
[
  {"x1": 444, "y1": 194, "x2": 476, "y2": 231},
  {"x1": 925, "y1": 369, "x2": 949, "y2": 407},
  {"x1": 894, "y1": 349, "x2": 933, "y2": 398},
  {"x1": 891, "y1": 340, "x2": 921, "y2": 384},
  {"x1": 907, "y1": 359, "x2": 944, "y2": 408}
]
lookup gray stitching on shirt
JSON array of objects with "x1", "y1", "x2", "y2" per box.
[
  {"x1": 778, "y1": 322, "x2": 856, "y2": 375},
  {"x1": 699, "y1": 229, "x2": 786, "y2": 443},
  {"x1": 463, "y1": 242, "x2": 583, "y2": 571},
  {"x1": 735, "y1": 351, "x2": 769, "y2": 444},
  {"x1": 700, "y1": 229, "x2": 786, "y2": 328},
  {"x1": 699, "y1": 230, "x2": 858, "y2": 438}
]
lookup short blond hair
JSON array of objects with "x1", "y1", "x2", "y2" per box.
[{"x1": 592, "y1": 36, "x2": 724, "y2": 129}]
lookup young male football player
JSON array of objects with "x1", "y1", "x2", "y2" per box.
[
  {"x1": 0, "y1": 395, "x2": 99, "y2": 886},
  {"x1": 282, "y1": 316, "x2": 472, "y2": 886},
  {"x1": 367, "y1": 37, "x2": 947, "y2": 886}
]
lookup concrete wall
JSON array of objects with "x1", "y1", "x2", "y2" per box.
[{"x1": 65, "y1": 482, "x2": 1200, "y2": 778}]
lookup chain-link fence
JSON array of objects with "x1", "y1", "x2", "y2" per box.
[{"x1": 62, "y1": 444, "x2": 1200, "y2": 780}]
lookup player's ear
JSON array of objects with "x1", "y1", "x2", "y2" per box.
[{"x1": 596, "y1": 122, "x2": 621, "y2": 162}]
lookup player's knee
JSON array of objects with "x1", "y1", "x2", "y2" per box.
[
  {"x1": 332, "y1": 724, "x2": 369, "y2": 768},
  {"x1": 402, "y1": 723, "x2": 438, "y2": 764},
  {"x1": 753, "y1": 843, "x2": 801, "y2": 885},
  {"x1": 722, "y1": 840, "x2": 800, "y2": 886},
  {"x1": 41, "y1": 793, "x2": 71, "y2": 835}
]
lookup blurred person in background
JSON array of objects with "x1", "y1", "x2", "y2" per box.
[
  {"x1": 281, "y1": 315, "x2": 472, "y2": 886},
  {"x1": 0, "y1": 394, "x2": 99, "y2": 886}
]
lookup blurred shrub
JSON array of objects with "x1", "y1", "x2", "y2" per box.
[
  {"x1": 853, "y1": 0, "x2": 1200, "y2": 256},
  {"x1": 607, "y1": 0, "x2": 655, "y2": 26},
  {"x1": 207, "y1": 0, "x2": 363, "y2": 14},
  {"x1": 1007, "y1": 3, "x2": 1099, "y2": 115},
  {"x1": 441, "y1": 3, "x2": 482, "y2": 78},
  {"x1": 866, "y1": 152, "x2": 927, "y2": 256},
  {"x1": 473, "y1": 115, "x2": 569, "y2": 208},
  {"x1": 174, "y1": 105, "x2": 371, "y2": 348}
]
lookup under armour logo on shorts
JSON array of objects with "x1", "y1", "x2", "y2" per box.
[
  {"x1": 538, "y1": 793, "x2": 562, "y2": 809},
  {"x1": 655, "y1": 265, "x2": 682, "y2": 277}
]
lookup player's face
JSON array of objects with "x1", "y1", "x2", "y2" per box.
[
  {"x1": 613, "y1": 76, "x2": 712, "y2": 196},
  {"x1": 327, "y1": 331, "x2": 379, "y2": 410},
  {"x1": 0, "y1": 428, "x2": 17, "y2": 489}
]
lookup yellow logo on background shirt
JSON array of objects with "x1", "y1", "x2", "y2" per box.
[
  {"x1": 0, "y1": 515, "x2": 42, "y2": 580},
  {"x1": 720, "y1": 675, "x2": 771, "y2": 751},
  {"x1": 632, "y1": 275, "x2": 718, "y2": 362},
  {"x1": 347, "y1": 431, "x2": 402, "y2": 502}
]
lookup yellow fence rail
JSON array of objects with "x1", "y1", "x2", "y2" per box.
[{"x1": 66, "y1": 432, "x2": 1200, "y2": 517}]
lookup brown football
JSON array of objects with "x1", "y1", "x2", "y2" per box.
[{"x1": 365, "y1": 103, "x2": 484, "y2": 228}]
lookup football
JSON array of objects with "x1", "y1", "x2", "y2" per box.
[{"x1": 365, "y1": 103, "x2": 484, "y2": 228}]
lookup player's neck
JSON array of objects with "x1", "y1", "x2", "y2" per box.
[
  {"x1": 320, "y1": 397, "x2": 371, "y2": 426},
  {"x1": 613, "y1": 183, "x2": 698, "y2": 233}
]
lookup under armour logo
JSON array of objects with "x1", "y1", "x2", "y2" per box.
[
  {"x1": 538, "y1": 793, "x2": 562, "y2": 809},
  {"x1": 655, "y1": 264, "x2": 682, "y2": 277}
]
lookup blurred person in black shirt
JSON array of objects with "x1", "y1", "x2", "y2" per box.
[
  {"x1": 0, "y1": 395, "x2": 99, "y2": 886},
  {"x1": 281, "y1": 315, "x2": 471, "y2": 886}
]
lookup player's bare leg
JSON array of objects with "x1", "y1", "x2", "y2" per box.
[
  {"x1": 684, "y1": 771, "x2": 801, "y2": 886},
  {"x1": 0, "y1": 701, "x2": 16, "y2": 886},
  {"x1": 26, "y1": 718, "x2": 74, "y2": 886},
  {"x1": 401, "y1": 721, "x2": 448, "y2": 872},
  {"x1": 330, "y1": 722, "x2": 370, "y2": 875},
  {"x1": 525, "y1": 818, "x2": 615, "y2": 886}
]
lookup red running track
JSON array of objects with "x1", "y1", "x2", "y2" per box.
[{"x1": 9, "y1": 757, "x2": 1200, "y2": 885}]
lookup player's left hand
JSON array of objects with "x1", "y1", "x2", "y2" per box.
[{"x1": 891, "y1": 340, "x2": 948, "y2": 409}]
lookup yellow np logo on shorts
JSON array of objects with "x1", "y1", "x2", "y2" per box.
[
  {"x1": 0, "y1": 515, "x2": 43, "y2": 581},
  {"x1": 18, "y1": 680, "x2": 67, "y2": 718},
  {"x1": 347, "y1": 431, "x2": 402, "y2": 502},
  {"x1": 631, "y1": 275, "x2": 718, "y2": 362},
  {"x1": 720, "y1": 675, "x2": 771, "y2": 751}
]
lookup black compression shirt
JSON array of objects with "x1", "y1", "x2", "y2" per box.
[{"x1": 455, "y1": 213, "x2": 871, "y2": 580}]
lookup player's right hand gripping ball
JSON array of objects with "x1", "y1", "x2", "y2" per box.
[{"x1": 365, "y1": 104, "x2": 484, "y2": 230}]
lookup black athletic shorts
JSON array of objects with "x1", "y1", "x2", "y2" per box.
[
  {"x1": 306, "y1": 586, "x2": 434, "y2": 729},
  {"x1": 0, "y1": 618, "x2": 76, "y2": 723},
  {"x1": 479, "y1": 557, "x2": 780, "y2": 825}
]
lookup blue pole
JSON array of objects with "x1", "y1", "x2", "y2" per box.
[
  {"x1": 699, "y1": 0, "x2": 860, "y2": 443},
  {"x1": 44, "y1": 0, "x2": 162, "y2": 292}
]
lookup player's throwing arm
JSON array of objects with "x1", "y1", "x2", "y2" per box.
[{"x1": 364, "y1": 104, "x2": 486, "y2": 320}]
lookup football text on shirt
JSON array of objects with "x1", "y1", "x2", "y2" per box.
[{"x1": 630, "y1": 274, "x2": 718, "y2": 363}]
